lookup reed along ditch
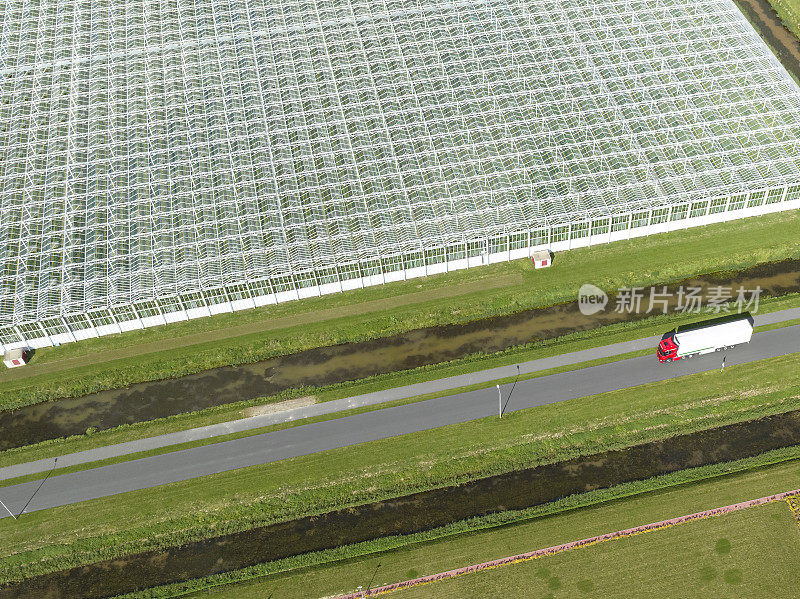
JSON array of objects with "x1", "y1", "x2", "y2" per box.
[
  {"x1": 6, "y1": 409, "x2": 800, "y2": 598},
  {"x1": 1, "y1": 259, "x2": 800, "y2": 451}
]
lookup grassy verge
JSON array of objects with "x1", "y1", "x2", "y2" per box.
[
  {"x1": 2, "y1": 350, "x2": 800, "y2": 583},
  {"x1": 1, "y1": 292, "x2": 798, "y2": 474},
  {"x1": 771, "y1": 0, "x2": 800, "y2": 37},
  {"x1": 1, "y1": 210, "x2": 799, "y2": 411},
  {"x1": 126, "y1": 456, "x2": 800, "y2": 599}
]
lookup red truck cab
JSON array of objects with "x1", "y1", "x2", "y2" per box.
[{"x1": 656, "y1": 334, "x2": 679, "y2": 363}]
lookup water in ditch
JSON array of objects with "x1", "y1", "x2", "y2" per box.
[{"x1": 0, "y1": 259, "x2": 799, "y2": 450}]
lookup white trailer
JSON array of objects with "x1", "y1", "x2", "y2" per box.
[{"x1": 657, "y1": 315, "x2": 753, "y2": 362}]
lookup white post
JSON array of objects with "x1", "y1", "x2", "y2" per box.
[
  {"x1": 0, "y1": 497, "x2": 17, "y2": 520},
  {"x1": 497, "y1": 384, "x2": 502, "y2": 419}
]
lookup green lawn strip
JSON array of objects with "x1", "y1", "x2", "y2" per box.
[
  {"x1": 2, "y1": 292, "x2": 798, "y2": 471},
  {"x1": 391, "y1": 501, "x2": 800, "y2": 599},
  {"x1": 2, "y1": 210, "x2": 799, "y2": 410},
  {"x1": 755, "y1": 316, "x2": 800, "y2": 332},
  {"x1": 2, "y1": 351, "x2": 800, "y2": 582},
  {"x1": 0, "y1": 349, "x2": 650, "y2": 488},
  {"x1": 120, "y1": 449, "x2": 800, "y2": 599}
]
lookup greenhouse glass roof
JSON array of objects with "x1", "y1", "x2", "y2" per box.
[{"x1": 2, "y1": 0, "x2": 800, "y2": 327}]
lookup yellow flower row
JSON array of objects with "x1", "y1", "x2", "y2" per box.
[{"x1": 785, "y1": 497, "x2": 800, "y2": 530}]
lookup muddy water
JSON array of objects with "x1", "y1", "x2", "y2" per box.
[
  {"x1": 734, "y1": 0, "x2": 800, "y2": 81},
  {"x1": 1, "y1": 259, "x2": 799, "y2": 450},
  {"x1": 4, "y1": 409, "x2": 800, "y2": 599}
]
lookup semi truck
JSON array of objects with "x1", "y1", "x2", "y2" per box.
[{"x1": 657, "y1": 314, "x2": 754, "y2": 363}]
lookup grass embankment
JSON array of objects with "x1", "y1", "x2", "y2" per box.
[
  {"x1": 2, "y1": 351, "x2": 800, "y2": 584},
  {"x1": 1, "y1": 210, "x2": 799, "y2": 412},
  {"x1": 166, "y1": 463, "x2": 800, "y2": 599},
  {"x1": 2, "y1": 294, "x2": 797, "y2": 475},
  {"x1": 393, "y1": 501, "x2": 800, "y2": 599},
  {"x1": 771, "y1": 0, "x2": 800, "y2": 37}
]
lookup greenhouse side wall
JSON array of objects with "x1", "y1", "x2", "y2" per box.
[{"x1": 1, "y1": 185, "x2": 798, "y2": 353}]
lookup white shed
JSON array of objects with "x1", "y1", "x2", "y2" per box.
[
  {"x1": 532, "y1": 249, "x2": 552, "y2": 269},
  {"x1": 3, "y1": 348, "x2": 29, "y2": 368}
]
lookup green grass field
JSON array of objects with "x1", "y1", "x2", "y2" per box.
[
  {"x1": 152, "y1": 457, "x2": 800, "y2": 599},
  {"x1": 1, "y1": 210, "x2": 799, "y2": 412},
  {"x1": 3, "y1": 350, "x2": 800, "y2": 584},
  {"x1": 394, "y1": 501, "x2": 800, "y2": 599}
]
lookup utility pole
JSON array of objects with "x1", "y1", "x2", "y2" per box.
[
  {"x1": 366, "y1": 563, "x2": 381, "y2": 595},
  {"x1": 16, "y1": 457, "x2": 58, "y2": 518},
  {"x1": 497, "y1": 384, "x2": 502, "y2": 419}
]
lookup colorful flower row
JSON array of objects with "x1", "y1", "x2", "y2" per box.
[{"x1": 785, "y1": 496, "x2": 800, "y2": 530}]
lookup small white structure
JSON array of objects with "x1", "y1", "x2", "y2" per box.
[
  {"x1": 532, "y1": 249, "x2": 552, "y2": 269},
  {"x1": 3, "y1": 348, "x2": 29, "y2": 368}
]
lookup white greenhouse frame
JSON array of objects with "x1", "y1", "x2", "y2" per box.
[{"x1": 2, "y1": 0, "x2": 800, "y2": 351}]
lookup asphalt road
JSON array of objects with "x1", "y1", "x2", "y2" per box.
[{"x1": 0, "y1": 323, "x2": 798, "y2": 518}]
